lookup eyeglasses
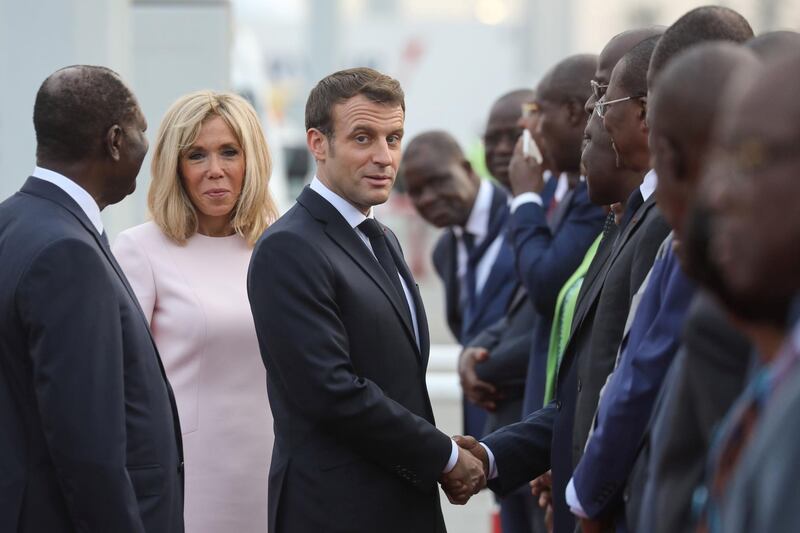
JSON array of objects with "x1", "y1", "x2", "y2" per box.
[
  {"x1": 520, "y1": 102, "x2": 540, "y2": 118},
  {"x1": 595, "y1": 95, "x2": 642, "y2": 119},
  {"x1": 590, "y1": 80, "x2": 609, "y2": 101}
]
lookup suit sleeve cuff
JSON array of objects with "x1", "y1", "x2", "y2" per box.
[
  {"x1": 479, "y1": 442, "x2": 499, "y2": 479},
  {"x1": 566, "y1": 477, "x2": 589, "y2": 518},
  {"x1": 442, "y1": 440, "x2": 459, "y2": 473},
  {"x1": 510, "y1": 192, "x2": 543, "y2": 213}
]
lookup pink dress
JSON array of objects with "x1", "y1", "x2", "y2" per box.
[{"x1": 113, "y1": 222, "x2": 272, "y2": 533}]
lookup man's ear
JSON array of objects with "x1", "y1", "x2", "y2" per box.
[
  {"x1": 106, "y1": 124, "x2": 123, "y2": 162},
  {"x1": 307, "y1": 128, "x2": 329, "y2": 162},
  {"x1": 637, "y1": 97, "x2": 649, "y2": 133}
]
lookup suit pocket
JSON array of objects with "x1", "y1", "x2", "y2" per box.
[{"x1": 127, "y1": 464, "x2": 165, "y2": 498}]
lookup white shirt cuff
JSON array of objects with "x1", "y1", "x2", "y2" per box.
[
  {"x1": 566, "y1": 477, "x2": 589, "y2": 518},
  {"x1": 443, "y1": 440, "x2": 460, "y2": 473},
  {"x1": 510, "y1": 192, "x2": 543, "y2": 213},
  {"x1": 479, "y1": 443, "x2": 499, "y2": 479}
]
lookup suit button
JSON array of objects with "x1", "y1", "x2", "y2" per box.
[
  {"x1": 178, "y1": 461, "x2": 184, "y2": 474},
  {"x1": 556, "y1": 400, "x2": 562, "y2": 411},
  {"x1": 577, "y1": 379, "x2": 582, "y2": 392}
]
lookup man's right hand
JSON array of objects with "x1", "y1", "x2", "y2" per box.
[
  {"x1": 530, "y1": 471, "x2": 554, "y2": 533},
  {"x1": 440, "y1": 443, "x2": 486, "y2": 505},
  {"x1": 458, "y1": 347, "x2": 501, "y2": 411}
]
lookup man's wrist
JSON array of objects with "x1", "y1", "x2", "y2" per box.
[
  {"x1": 443, "y1": 439, "x2": 459, "y2": 473},
  {"x1": 479, "y1": 443, "x2": 498, "y2": 479},
  {"x1": 510, "y1": 192, "x2": 544, "y2": 213}
]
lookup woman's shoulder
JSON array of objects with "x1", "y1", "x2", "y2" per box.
[{"x1": 114, "y1": 221, "x2": 174, "y2": 254}]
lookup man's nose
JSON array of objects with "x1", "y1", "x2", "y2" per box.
[{"x1": 372, "y1": 139, "x2": 392, "y2": 166}]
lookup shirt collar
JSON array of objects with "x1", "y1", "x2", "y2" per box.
[
  {"x1": 31, "y1": 166, "x2": 104, "y2": 234},
  {"x1": 640, "y1": 169, "x2": 658, "y2": 202},
  {"x1": 458, "y1": 179, "x2": 493, "y2": 239},
  {"x1": 554, "y1": 172, "x2": 570, "y2": 203},
  {"x1": 309, "y1": 176, "x2": 374, "y2": 228}
]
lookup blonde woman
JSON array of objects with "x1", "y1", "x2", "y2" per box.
[{"x1": 113, "y1": 91, "x2": 278, "y2": 533}]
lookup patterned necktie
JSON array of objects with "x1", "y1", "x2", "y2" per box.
[{"x1": 700, "y1": 338, "x2": 800, "y2": 532}]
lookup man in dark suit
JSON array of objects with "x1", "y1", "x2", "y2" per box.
[
  {"x1": 247, "y1": 68, "x2": 484, "y2": 533},
  {"x1": 459, "y1": 82, "x2": 603, "y2": 532},
  {"x1": 504, "y1": 55, "x2": 607, "y2": 417},
  {"x1": 457, "y1": 38, "x2": 671, "y2": 533},
  {"x1": 683, "y1": 47, "x2": 800, "y2": 532},
  {"x1": 569, "y1": 41, "x2": 759, "y2": 531},
  {"x1": 403, "y1": 127, "x2": 524, "y2": 440},
  {"x1": 0, "y1": 66, "x2": 184, "y2": 532},
  {"x1": 404, "y1": 125, "x2": 524, "y2": 347},
  {"x1": 462, "y1": 62, "x2": 607, "y2": 533}
]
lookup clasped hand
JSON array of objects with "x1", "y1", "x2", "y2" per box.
[{"x1": 439, "y1": 435, "x2": 488, "y2": 505}]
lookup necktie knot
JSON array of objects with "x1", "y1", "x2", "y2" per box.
[{"x1": 357, "y1": 218, "x2": 385, "y2": 239}]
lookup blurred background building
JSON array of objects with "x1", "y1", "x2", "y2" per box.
[{"x1": 1, "y1": 0, "x2": 798, "y2": 529}]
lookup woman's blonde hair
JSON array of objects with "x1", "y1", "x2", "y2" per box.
[{"x1": 148, "y1": 90, "x2": 278, "y2": 246}]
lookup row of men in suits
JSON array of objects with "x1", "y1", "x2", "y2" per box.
[
  {"x1": 404, "y1": 5, "x2": 800, "y2": 533},
  {"x1": 4, "y1": 9, "x2": 799, "y2": 533}
]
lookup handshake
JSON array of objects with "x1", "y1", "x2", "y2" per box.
[{"x1": 439, "y1": 435, "x2": 489, "y2": 505}]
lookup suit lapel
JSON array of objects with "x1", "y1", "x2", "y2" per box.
[
  {"x1": 462, "y1": 185, "x2": 511, "y2": 332},
  {"x1": 603, "y1": 195, "x2": 657, "y2": 275},
  {"x1": 297, "y1": 188, "x2": 421, "y2": 356},
  {"x1": 570, "y1": 225, "x2": 616, "y2": 332},
  {"x1": 20, "y1": 177, "x2": 185, "y2": 459},
  {"x1": 21, "y1": 178, "x2": 150, "y2": 325},
  {"x1": 387, "y1": 235, "x2": 429, "y2": 363}
]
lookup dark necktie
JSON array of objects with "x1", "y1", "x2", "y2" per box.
[
  {"x1": 461, "y1": 231, "x2": 477, "y2": 310},
  {"x1": 357, "y1": 219, "x2": 413, "y2": 325},
  {"x1": 620, "y1": 188, "x2": 644, "y2": 231}
]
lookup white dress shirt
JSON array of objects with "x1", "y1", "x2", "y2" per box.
[
  {"x1": 309, "y1": 177, "x2": 461, "y2": 473},
  {"x1": 452, "y1": 179, "x2": 505, "y2": 298},
  {"x1": 31, "y1": 166, "x2": 104, "y2": 234},
  {"x1": 640, "y1": 168, "x2": 658, "y2": 202}
]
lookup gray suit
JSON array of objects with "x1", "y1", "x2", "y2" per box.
[
  {"x1": 720, "y1": 344, "x2": 800, "y2": 533},
  {"x1": 632, "y1": 292, "x2": 752, "y2": 533}
]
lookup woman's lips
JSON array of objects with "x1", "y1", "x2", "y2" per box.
[{"x1": 204, "y1": 189, "x2": 229, "y2": 198}]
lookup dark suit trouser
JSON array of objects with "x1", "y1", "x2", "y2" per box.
[{"x1": 499, "y1": 486, "x2": 548, "y2": 533}]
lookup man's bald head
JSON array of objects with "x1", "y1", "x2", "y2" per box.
[
  {"x1": 534, "y1": 54, "x2": 597, "y2": 173},
  {"x1": 537, "y1": 54, "x2": 598, "y2": 106},
  {"x1": 402, "y1": 130, "x2": 480, "y2": 228},
  {"x1": 484, "y1": 89, "x2": 536, "y2": 187},
  {"x1": 597, "y1": 27, "x2": 666, "y2": 83},
  {"x1": 648, "y1": 6, "x2": 754, "y2": 89},
  {"x1": 34, "y1": 65, "x2": 138, "y2": 164},
  {"x1": 403, "y1": 130, "x2": 464, "y2": 166},
  {"x1": 746, "y1": 30, "x2": 800, "y2": 62},
  {"x1": 614, "y1": 35, "x2": 662, "y2": 98},
  {"x1": 585, "y1": 26, "x2": 666, "y2": 113}
]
